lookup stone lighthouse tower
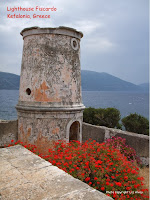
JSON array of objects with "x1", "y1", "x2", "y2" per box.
[{"x1": 16, "y1": 26, "x2": 85, "y2": 150}]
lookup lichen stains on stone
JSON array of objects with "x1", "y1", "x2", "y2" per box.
[
  {"x1": 33, "y1": 80, "x2": 61, "y2": 102},
  {"x1": 19, "y1": 33, "x2": 82, "y2": 105},
  {"x1": 19, "y1": 124, "x2": 31, "y2": 145},
  {"x1": 61, "y1": 66, "x2": 72, "y2": 86},
  {"x1": 19, "y1": 123, "x2": 54, "y2": 154},
  {"x1": 34, "y1": 131, "x2": 54, "y2": 154},
  {"x1": 52, "y1": 127, "x2": 60, "y2": 134}
]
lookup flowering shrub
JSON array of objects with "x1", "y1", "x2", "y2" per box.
[
  {"x1": 7, "y1": 139, "x2": 149, "y2": 200},
  {"x1": 105, "y1": 137, "x2": 142, "y2": 166},
  {"x1": 44, "y1": 140, "x2": 148, "y2": 200}
]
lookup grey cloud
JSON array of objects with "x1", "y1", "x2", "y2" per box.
[{"x1": 0, "y1": 0, "x2": 148, "y2": 84}]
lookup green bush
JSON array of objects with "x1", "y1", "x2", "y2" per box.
[
  {"x1": 83, "y1": 107, "x2": 97, "y2": 125},
  {"x1": 83, "y1": 107, "x2": 121, "y2": 128},
  {"x1": 122, "y1": 113, "x2": 149, "y2": 135}
]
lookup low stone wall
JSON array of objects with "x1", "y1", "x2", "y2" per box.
[
  {"x1": 0, "y1": 120, "x2": 18, "y2": 147},
  {"x1": 0, "y1": 120, "x2": 149, "y2": 165},
  {"x1": 82, "y1": 122, "x2": 149, "y2": 165}
]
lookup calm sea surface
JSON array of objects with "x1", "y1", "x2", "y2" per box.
[{"x1": 0, "y1": 90, "x2": 149, "y2": 120}]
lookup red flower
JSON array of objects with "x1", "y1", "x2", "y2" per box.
[
  {"x1": 138, "y1": 177, "x2": 144, "y2": 181},
  {"x1": 95, "y1": 160, "x2": 102, "y2": 164},
  {"x1": 94, "y1": 177, "x2": 98, "y2": 180},
  {"x1": 101, "y1": 187, "x2": 105, "y2": 191},
  {"x1": 52, "y1": 160, "x2": 56, "y2": 164},
  {"x1": 85, "y1": 161, "x2": 89, "y2": 166},
  {"x1": 134, "y1": 184, "x2": 140, "y2": 188},
  {"x1": 115, "y1": 182, "x2": 122, "y2": 187},
  {"x1": 108, "y1": 162, "x2": 113, "y2": 166},
  {"x1": 131, "y1": 170, "x2": 137, "y2": 174},
  {"x1": 11, "y1": 140, "x2": 14, "y2": 143},
  {"x1": 106, "y1": 182, "x2": 109, "y2": 185},
  {"x1": 85, "y1": 177, "x2": 90, "y2": 182}
]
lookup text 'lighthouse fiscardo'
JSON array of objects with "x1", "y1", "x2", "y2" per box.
[{"x1": 16, "y1": 26, "x2": 85, "y2": 149}]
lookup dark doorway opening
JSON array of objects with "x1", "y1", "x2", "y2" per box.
[{"x1": 69, "y1": 121, "x2": 80, "y2": 141}]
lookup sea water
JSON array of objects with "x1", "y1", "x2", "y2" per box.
[{"x1": 0, "y1": 90, "x2": 149, "y2": 120}]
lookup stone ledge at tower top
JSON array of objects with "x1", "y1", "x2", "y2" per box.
[
  {"x1": 0, "y1": 145, "x2": 113, "y2": 200},
  {"x1": 20, "y1": 26, "x2": 83, "y2": 39}
]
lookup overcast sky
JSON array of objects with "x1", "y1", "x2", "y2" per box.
[{"x1": 0, "y1": 0, "x2": 149, "y2": 84}]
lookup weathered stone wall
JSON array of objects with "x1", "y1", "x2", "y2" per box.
[
  {"x1": 17, "y1": 110, "x2": 83, "y2": 154},
  {"x1": 83, "y1": 122, "x2": 149, "y2": 165},
  {"x1": 18, "y1": 27, "x2": 83, "y2": 107},
  {"x1": 0, "y1": 120, "x2": 18, "y2": 147}
]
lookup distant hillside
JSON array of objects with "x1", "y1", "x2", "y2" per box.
[
  {"x1": 0, "y1": 71, "x2": 147, "y2": 91},
  {"x1": 81, "y1": 70, "x2": 142, "y2": 91},
  {"x1": 138, "y1": 83, "x2": 149, "y2": 92},
  {"x1": 0, "y1": 72, "x2": 20, "y2": 90}
]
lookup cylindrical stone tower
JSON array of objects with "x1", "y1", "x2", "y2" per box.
[{"x1": 16, "y1": 26, "x2": 85, "y2": 151}]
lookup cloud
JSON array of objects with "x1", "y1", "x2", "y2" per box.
[
  {"x1": 0, "y1": 0, "x2": 148, "y2": 84},
  {"x1": 65, "y1": 20, "x2": 104, "y2": 35},
  {"x1": 83, "y1": 37, "x2": 115, "y2": 53}
]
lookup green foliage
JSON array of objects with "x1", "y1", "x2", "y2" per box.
[
  {"x1": 122, "y1": 113, "x2": 149, "y2": 135},
  {"x1": 83, "y1": 108, "x2": 149, "y2": 135},
  {"x1": 83, "y1": 107, "x2": 121, "y2": 128},
  {"x1": 83, "y1": 107, "x2": 97, "y2": 125}
]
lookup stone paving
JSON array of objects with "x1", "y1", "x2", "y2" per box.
[{"x1": 0, "y1": 145, "x2": 113, "y2": 200}]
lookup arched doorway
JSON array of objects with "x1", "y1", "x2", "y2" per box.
[{"x1": 69, "y1": 121, "x2": 80, "y2": 141}]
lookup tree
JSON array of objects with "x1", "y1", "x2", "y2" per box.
[
  {"x1": 95, "y1": 107, "x2": 121, "y2": 128},
  {"x1": 122, "y1": 113, "x2": 149, "y2": 135},
  {"x1": 83, "y1": 107, "x2": 121, "y2": 128},
  {"x1": 83, "y1": 107, "x2": 97, "y2": 125}
]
